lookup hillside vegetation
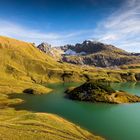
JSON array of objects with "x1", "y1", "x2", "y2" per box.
[
  {"x1": 0, "y1": 107, "x2": 103, "y2": 140},
  {"x1": 0, "y1": 36, "x2": 105, "y2": 139}
]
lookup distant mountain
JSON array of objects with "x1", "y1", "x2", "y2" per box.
[
  {"x1": 37, "y1": 42, "x2": 52, "y2": 53},
  {"x1": 37, "y1": 42, "x2": 64, "y2": 61},
  {"x1": 60, "y1": 40, "x2": 128, "y2": 55},
  {"x1": 56, "y1": 40, "x2": 140, "y2": 67},
  {"x1": 38, "y1": 40, "x2": 140, "y2": 67},
  {"x1": 131, "y1": 53, "x2": 140, "y2": 56}
]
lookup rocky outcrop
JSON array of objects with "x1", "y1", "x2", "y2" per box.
[
  {"x1": 62, "y1": 53, "x2": 140, "y2": 67},
  {"x1": 66, "y1": 81, "x2": 140, "y2": 104},
  {"x1": 37, "y1": 42, "x2": 51, "y2": 53},
  {"x1": 37, "y1": 42, "x2": 64, "y2": 61}
]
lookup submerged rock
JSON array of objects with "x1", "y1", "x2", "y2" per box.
[{"x1": 65, "y1": 81, "x2": 140, "y2": 104}]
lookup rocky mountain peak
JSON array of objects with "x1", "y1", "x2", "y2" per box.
[
  {"x1": 37, "y1": 40, "x2": 139, "y2": 67},
  {"x1": 82, "y1": 40, "x2": 99, "y2": 45},
  {"x1": 65, "y1": 40, "x2": 125, "y2": 54},
  {"x1": 37, "y1": 42, "x2": 51, "y2": 53}
]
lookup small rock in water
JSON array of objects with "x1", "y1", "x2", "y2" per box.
[{"x1": 23, "y1": 88, "x2": 35, "y2": 94}]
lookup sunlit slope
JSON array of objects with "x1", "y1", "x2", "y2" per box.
[
  {"x1": 0, "y1": 36, "x2": 85, "y2": 81},
  {"x1": 0, "y1": 108, "x2": 103, "y2": 140},
  {"x1": 0, "y1": 36, "x2": 64, "y2": 94},
  {"x1": 0, "y1": 36, "x2": 61, "y2": 80},
  {"x1": 0, "y1": 36, "x2": 90, "y2": 94}
]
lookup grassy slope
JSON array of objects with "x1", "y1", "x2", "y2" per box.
[
  {"x1": 0, "y1": 36, "x2": 104, "y2": 140},
  {"x1": 0, "y1": 36, "x2": 87, "y2": 94},
  {"x1": 0, "y1": 108, "x2": 104, "y2": 140},
  {"x1": 0, "y1": 36, "x2": 66, "y2": 94},
  {"x1": 0, "y1": 90, "x2": 103, "y2": 140}
]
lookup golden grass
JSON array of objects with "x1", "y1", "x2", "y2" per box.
[
  {"x1": 0, "y1": 105, "x2": 104, "y2": 140},
  {"x1": 0, "y1": 77, "x2": 52, "y2": 95},
  {"x1": 0, "y1": 94, "x2": 23, "y2": 108}
]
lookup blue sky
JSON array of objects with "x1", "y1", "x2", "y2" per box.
[{"x1": 0, "y1": 0, "x2": 139, "y2": 52}]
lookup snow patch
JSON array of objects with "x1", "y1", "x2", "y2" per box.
[
  {"x1": 65, "y1": 49, "x2": 77, "y2": 55},
  {"x1": 64, "y1": 49, "x2": 86, "y2": 56}
]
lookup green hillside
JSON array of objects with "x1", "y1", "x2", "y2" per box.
[
  {"x1": 0, "y1": 36, "x2": 105, "y2": 139},
  {"x1": 0, "y1": 108, "x2": 104, "y2": 140},
  {"x1": 0, "y1": 36, "x2": 89, "y2": 94}
]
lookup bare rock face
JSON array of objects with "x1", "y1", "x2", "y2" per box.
[
  {"x1": 61, "y1": 40, "x2": 127, "y2": 55},
  {"x1": 66, "y1": 81, "x2": 140, "y2": 104},
  {"x1": 37, "y1": 43, "x2": 64, "y2": 61},
  {"x1": 37, "y1": 42, "x2": 51, "y2": 53}
]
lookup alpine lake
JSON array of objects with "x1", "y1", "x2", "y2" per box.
[{"x1": 10, "y1": 82, "x2": 140, "y2": 140}]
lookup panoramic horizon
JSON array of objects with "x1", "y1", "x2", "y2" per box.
[{"x1": 0, "y1": 0, "x2": 139, "y2": 52}]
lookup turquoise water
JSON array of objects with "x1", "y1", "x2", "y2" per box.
[{"x1": 11, "y1": 82, "x2": 140, "y2": 140}]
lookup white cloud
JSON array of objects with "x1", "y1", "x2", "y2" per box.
[
  {"x1": 0, "y1": 20, "x2": 61, "y2": 43},
  {"x1": 92, "y1": 0, "x2": 140, "y2": 52},
  {"x1": 0, "y1": 0, "x2": 139, "y2": 52},
  {"x1": 0, "y1": 19, "x2": 92, "y2": 46},
  {"x1": 100, "y1": 34, "x2": 118, "y2": 41}
]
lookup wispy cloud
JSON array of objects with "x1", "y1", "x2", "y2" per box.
[
  {"x1": 0, "y1": 0, "x2": 139, "y2": 52},
  {"x1": 92, "y1": 0, "x2": 140, "y2": 52},
  {"x1": 0, "y1": 19, "x2": 92, "y2": 46}
]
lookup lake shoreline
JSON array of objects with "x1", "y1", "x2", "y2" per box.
[{"x1": 9, "y1": 82, "x2": 140, "y2": 140}]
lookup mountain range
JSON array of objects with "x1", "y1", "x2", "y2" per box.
[{"x1": 37, "y1": 40, "x2": 140, "y2": 67}]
